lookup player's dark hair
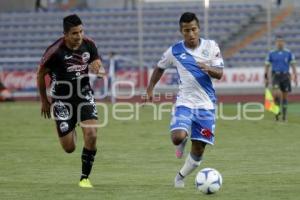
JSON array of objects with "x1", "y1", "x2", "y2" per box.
[
  {"x1": 63, "y1": 14, "x2": 82, "y2": 33},
  {"x1": 179, "y1": 12, "x2": 200, "y2": 29}
]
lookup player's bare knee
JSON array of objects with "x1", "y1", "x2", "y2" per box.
[
  {"x1": 84, "y1": 129, "x2": 97, "y2": 145},
  {"x1": 171, "y1": 130, "x2": 187, "y2": 145},
  {"x1": 59, "y1": 131, "x2": 76, "y2": 153},
  {"x1": 63, "y1": 145, "x2": 76, "y2": 153},
  {"x1": 87, "y1": 134, "x2": 97, "y2": 145}
]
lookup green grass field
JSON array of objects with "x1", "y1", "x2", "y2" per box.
[{"x1": 0, "y1": 102, "x2": 300, "y2": 200}]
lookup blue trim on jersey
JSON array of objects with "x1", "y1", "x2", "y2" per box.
[
  {"x1": 171, "y1": 42, "x2": 216, "y2": 103},
  {"x1": 267, "y1": 49, "x2": 295, "y2": 72}
]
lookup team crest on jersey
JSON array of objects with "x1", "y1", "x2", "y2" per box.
[
  {"x1": 180, "y1": 53, "x2": 187, "y2": 59},
  {"x1": 54, "y1": 101, "x2": 70, "y2": 120},
  {"x1": 200, "y1": 128, "x2": 212, "y2": 139},
  {"x1": 202, "y1": 50, "x2": 209, "y2": 58},
  {"x1": 82, "y1": 52, "x2": 90, "y2": 63},
  {"x1": 59, "y1": 122, "x2": 69, "y2": 132}
]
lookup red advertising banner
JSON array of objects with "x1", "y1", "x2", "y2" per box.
[
  {"x1": 150, "y1": 68, "x2": 265, "y2": 89},
  {"x1": 0, "y1": 70, "x2": 37, "y2": 91},
  {"x1": 0, "y1": 68, "x2": 148, "y2": 98}
]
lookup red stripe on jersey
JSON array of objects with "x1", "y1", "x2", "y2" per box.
[
  {"x1": 40, "y1": 37, "x2": 64, "y2": 67},
  {"x1": 83, "y1": 36, "x2": 96, "y2": 45}
]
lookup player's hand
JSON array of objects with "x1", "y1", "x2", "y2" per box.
[
  {"x1": 89, "y1": 59, "x2": 106, "y2": 78},
  {"x1": 290, "y1": 73, "x2": 298, "y2": 86},
  {"x1": 294, "y1": 76, "x2": 298, "y2": 87},
  {"x1": 96, "y1": 66, "x2": 106, "y2": 78},
  {"x1": 197, "y1": 62, "x2": 210, "y2": 73},
  {"x1": 41, "y1": 99, "x2": 51, "y2": 119},
  {"x1": 89, "y1": 64, "x2": 106, "y2": 77}
]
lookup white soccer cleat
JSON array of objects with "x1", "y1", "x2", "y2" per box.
[{"x1": 174, "y1": 174, "x2": 185, "y2": 188}]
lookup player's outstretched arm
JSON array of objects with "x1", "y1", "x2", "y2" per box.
[
  {"x1": 197, "y1": 62, "x2": 223, "y2": 80},
  {"x1": 89, "y1": 59, "x2": 106, "y2": 78},
  {"x1": 145, "y1": 67, "x2": 165, "y2": 102},
  {"x1": 37, "y1": 66, "x2": 51, "y2": 119}
]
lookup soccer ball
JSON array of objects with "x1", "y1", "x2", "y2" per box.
[{"x1": 195, "y1": 168, "x2": 222, "y2": 194}]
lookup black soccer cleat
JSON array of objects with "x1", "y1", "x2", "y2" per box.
[{"x1": 275, "y1": 112, "x2": 281, "y2": 121}]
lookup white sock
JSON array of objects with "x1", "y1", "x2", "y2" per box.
[{"x1": 179, "y1": 153, "x2": 202, "y2": 178}]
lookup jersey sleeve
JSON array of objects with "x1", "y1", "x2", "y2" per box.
[
  {"x1": 40, "y1": 50, "x2": 56, "y2": 69},
  {"x1": 289, "y1": 52, "x2": 296, "y2": 64},
  {"x1": 39, "y1": 37, "x2": 64, "y2": 69},
  {"x1": 89, "y1": 40, "x2": 100, "y2": 63},
  {"x1": 211, "y1": 41, "x2": 224, "y2": 68},
  {"x1": 265, "y1": 52, "x2": 272, "y2": 65},
  {"x1": 157, "y1": 47, "x2": 173, "y2": 69}
]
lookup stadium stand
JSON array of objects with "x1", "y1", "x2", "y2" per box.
[
  {"x1": 0, "y1": 2, "x2": 263, "y2": 69},
  {"x1": 225, "y1": 5, "x2": 298, "y2": 68}
]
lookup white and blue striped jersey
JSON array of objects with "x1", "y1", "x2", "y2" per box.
[{"x1": 157, "y1": 38, "x2": 224, "y2": 109}]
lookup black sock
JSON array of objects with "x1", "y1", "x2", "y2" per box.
[
  {"x1": 274, "y1": 97, "x2": 280, "y2": 107},
  {"x1": 282, "y1": 99, "x2": 288, "y2": 120},
  {"x1": 81, "y1": 147, "x2": 97, "y2": 180},
  {"x1": 274, "y1": 97, "x2": 281, "y2": 117}
]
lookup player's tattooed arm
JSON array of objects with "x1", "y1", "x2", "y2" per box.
[
  {"x1": 37, "y1": 66, "x2": 51, "y2": 119},
  {"x1": 89, "y1": 59, "x2": 105, "y2": 78},
  {"x1": 197, "y1": 62, "x2": 223, "y2": 80}
]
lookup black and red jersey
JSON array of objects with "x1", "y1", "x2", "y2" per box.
[
  {"x1": 40, "y1": 36, "x2": 100, "y2": 99},
  {"x1": 40, "y1": 36, "x2": 100, "y2": 81}
]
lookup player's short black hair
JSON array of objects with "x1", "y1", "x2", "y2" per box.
[
  {"x1": 179, "y1": 12, "x2": 200, "y2": 29},
  {"x1": 63, "y1": 14, "x2": 82, "y2": 33}
]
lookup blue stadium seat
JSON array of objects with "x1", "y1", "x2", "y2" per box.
[{"x1": 0, "y1": 2, "x2": 264, "y2": 68}]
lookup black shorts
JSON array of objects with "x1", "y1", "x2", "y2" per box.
[
  {"x1": 272, "y1": 72, "x2": 291, "y2": 92},
  {"x1": 52, "y1": 90, "x2": 98, "y2": 137}
]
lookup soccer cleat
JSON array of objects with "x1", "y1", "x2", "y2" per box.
[
  {"x1": 175, "y1": 138, "x2": 188, "y2": 159},
  {"x1": 282, "y1": 116, "x2": 287, "y2": 122},
  {"x1": 275, "y1": 112, "x2": 281, "y2": 121},
  {"x1": 282, "y1": 114, "x2": 287, "y2": 122},
  {"x1": 174, "y1": 173, "x2": 185, "y2": 188},
  {"x1": 79, "y1": 178, "x2": 93, "y2": 188}
]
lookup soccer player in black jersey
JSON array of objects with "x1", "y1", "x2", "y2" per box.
[{"x1": 37, "y1": 14, "x2": 105, "y2": 188}]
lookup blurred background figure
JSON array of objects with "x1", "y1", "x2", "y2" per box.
[
  {"x1": 35, "y1": 0, "x2": 48, "y2": 12},
  {"x1": 277, "y1": 0, "x2": 282, "y2": 8},
  {"x1": 0, "y1": 80, "x2": 13, "y2": 102},
  {"x1": 264, "y1": 36, "x2": 297, "y2": 121}
]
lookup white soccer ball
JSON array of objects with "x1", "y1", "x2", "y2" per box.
[{"x1": 195, "y1": 168, "x2": 222, "y2": 194}]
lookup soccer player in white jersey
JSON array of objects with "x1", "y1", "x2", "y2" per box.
[{"x1": 145, "y1": 12, "x2": 224, "y2": 188}]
